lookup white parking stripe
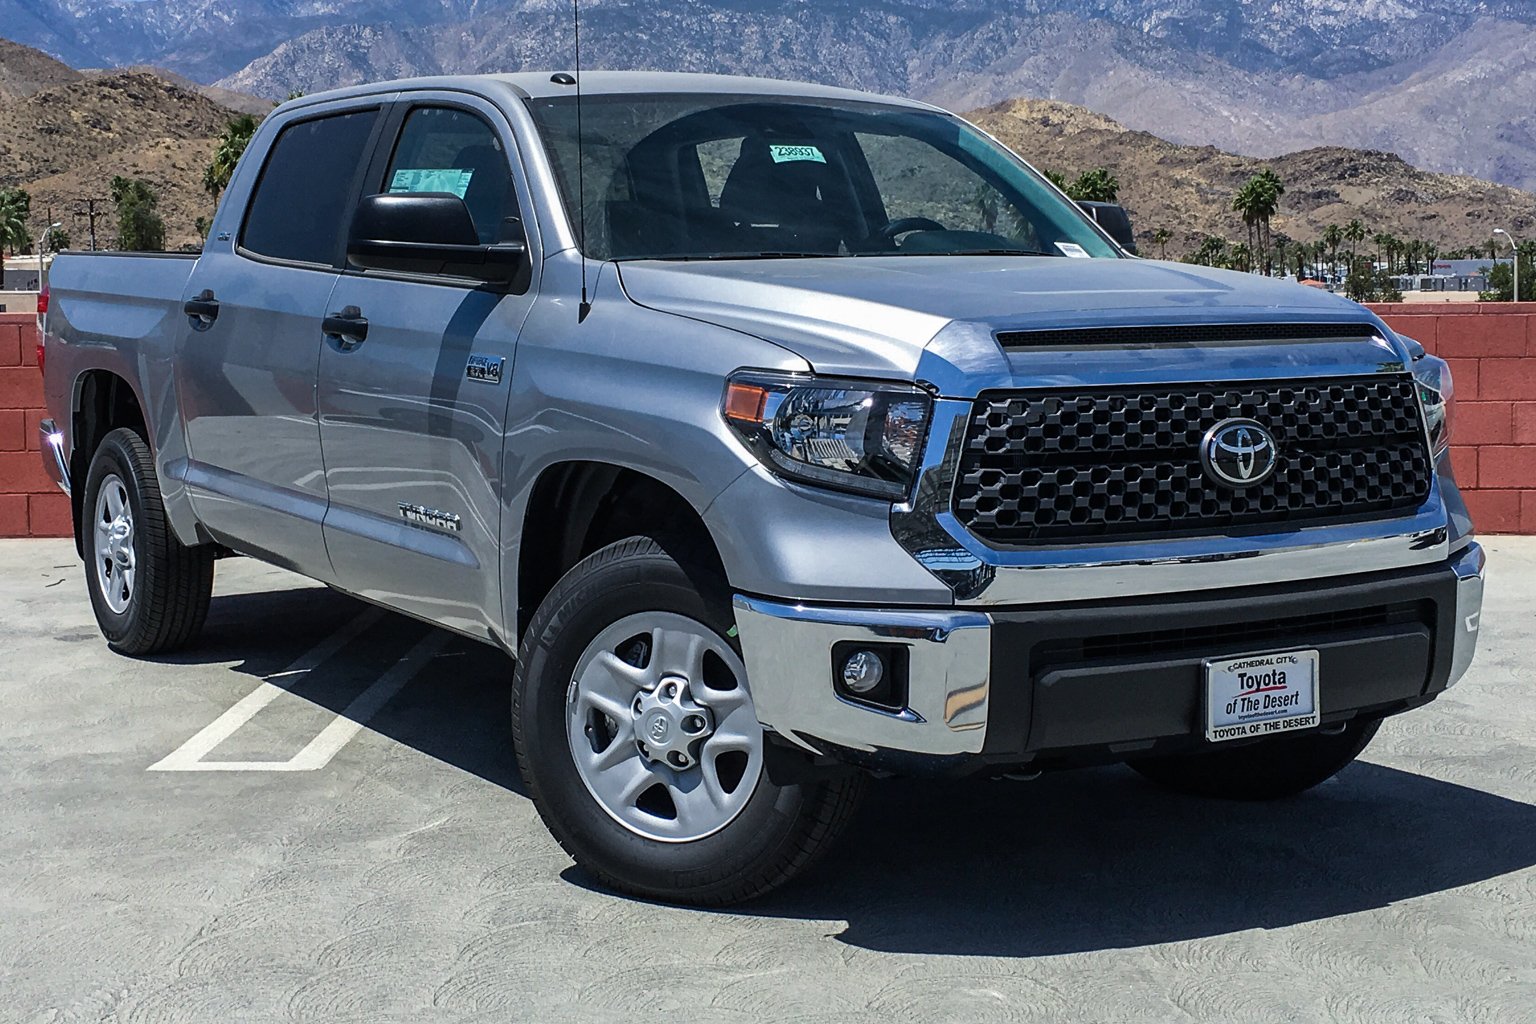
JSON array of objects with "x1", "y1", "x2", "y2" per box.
[{"x1": 148, "y1": 609, "x2": 443, "y2": 772}]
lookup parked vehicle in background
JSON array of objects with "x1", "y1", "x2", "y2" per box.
[{"x1": 36, "y1": 72, "x2": 1483, "y2": 904}]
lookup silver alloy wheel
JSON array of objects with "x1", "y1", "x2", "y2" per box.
[
  {"x1": 93, "y1": 473, "x2": 136, "y2": 615},
  {"x1": 566, "y1": 611, "x2": 764, "y2": 843}
]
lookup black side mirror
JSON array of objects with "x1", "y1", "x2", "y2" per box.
[
  {"x1": 1076, "y1": 201, "x2": 1138, "y2": 255},
  {"x1": 348, "y1": 193, "x2": 527, "y2": 282}
]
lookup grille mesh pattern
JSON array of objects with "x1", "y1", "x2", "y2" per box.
[{"x1": 953, "y1": 377, "x2": 1432, "y2": 543}]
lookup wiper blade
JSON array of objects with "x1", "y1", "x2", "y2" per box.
[
  {"x1": 856, "y1": 248, "x2": 1062, "y2": 258},
  {"x1": 649, "y1": 251, "x2": 845, "y2": 261},
  {"x1": 932, "y1": 248, "x2": 1061, "y2": 257}
]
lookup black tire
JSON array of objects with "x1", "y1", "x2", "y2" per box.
[
  {"x1": 82, "y1": 427, "x2": 215, "y2": 656},
  {"x1": 1129, "y1": 718, "x2": 1382, "y2": 800},
  {"x1": 512, "y1": 536, "x2": 863, "y2": 906}
]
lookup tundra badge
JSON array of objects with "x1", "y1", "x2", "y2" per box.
[
  {"x1": 465, "y1": 354, "x2": 505, "y2": 384},
  {"x1": 399, "y1": 503, "x2": 462, "y2": 532}
]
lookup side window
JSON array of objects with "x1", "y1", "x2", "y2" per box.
[
  {"x1": 241, "y1": 109, "x2": 379, "y2": 265},
  {"x1": 382, "y1": 107, "x2": 518, "y2": 245}
]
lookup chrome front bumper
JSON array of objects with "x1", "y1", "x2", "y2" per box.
[{"x1": 734, "y1": 542, "x2": 1486, "y2": 760}]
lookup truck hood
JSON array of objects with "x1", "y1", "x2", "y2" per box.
[{"x1": 616, "y1": 256, "x2": 1395, "y2": 384}]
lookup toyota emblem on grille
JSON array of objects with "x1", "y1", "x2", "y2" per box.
[{"x1": 1200, "y1": 418, "x2": 1278, "y2": 487}]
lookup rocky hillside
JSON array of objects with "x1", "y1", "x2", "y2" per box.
[
  {"x1": 0, "y1": 35, "x2": 81, "y2": 98},
  {"x1": 0, "y1": 62, "x2": 248, "y2": 251},
  {"x1": 4, "y1": 0, "x2": 1536, "y2": 190},
  {"x1": 970, "y1": 98, "x2": 1536, "y2": 257}
]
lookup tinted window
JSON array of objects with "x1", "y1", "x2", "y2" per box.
[
  {"x1": 380, "y1": 107, "x2": 518, "y2": 245},
  {"x1": 242, "y1": 109, "x2": 378, "y2": 265}
]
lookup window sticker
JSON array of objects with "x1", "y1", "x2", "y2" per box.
[
  {"x1": 1056, "y1": 242, "x2": 1091, "y2": 258},
  {"x1": 388, "y1": 168, "x2": 475, "y2": 198},
  {"x1": 768, "y1": 144, "x2": 827, "y2": 165}
]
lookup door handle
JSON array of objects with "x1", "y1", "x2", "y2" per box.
[
  {"x1": 183, "y1": 290, "x2": 219, "y2": 327},
  {"x1": 322, "y1": 306, "x2": 369, "y2": 348}
]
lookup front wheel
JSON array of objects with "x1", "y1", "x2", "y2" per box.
[
  {"x1": 1129, "y1": 718, "x2": 1382, "y2": 800},
  {"x1": 512, "y1": 537, "x2": 863, "y2": 905}
]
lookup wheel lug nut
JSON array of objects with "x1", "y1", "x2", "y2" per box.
[{"x1": 668, "y1": 752, "x2": 688, "y2": 768}]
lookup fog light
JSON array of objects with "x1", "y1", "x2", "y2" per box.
[{"x1": 840, "y1": 650, "x2": 885, "y2": 694}]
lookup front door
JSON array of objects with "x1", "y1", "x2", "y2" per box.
[
  {"x1": 318, "y1": 98, "x2": 538, "y2": 638},
  {"x1": 177, "y1": 104, "x2": 384, "y2": 579}
]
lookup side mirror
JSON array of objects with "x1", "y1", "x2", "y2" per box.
[
  {"x1": 348, "y1": 193, "x2": 526, "y2": 283},
  {"x1": 1076, "y1": 201, "x2": 1138, "y2": 255}
]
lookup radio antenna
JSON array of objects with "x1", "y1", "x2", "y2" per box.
[{"x1": 573, "y1": 0, "x2": 591, "y2": 322}]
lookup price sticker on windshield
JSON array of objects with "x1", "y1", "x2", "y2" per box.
[{"x1": 768, "y1": 144, "x2": 827, "y2": 164}]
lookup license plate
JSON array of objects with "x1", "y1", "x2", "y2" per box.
[{"x1": 1204, "y1": 650, "x2": 1320, "y2": 743}]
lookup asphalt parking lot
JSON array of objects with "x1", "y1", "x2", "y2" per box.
[{"x1": 3, "y1": 537, "x2": 1535, "y2": 1024}]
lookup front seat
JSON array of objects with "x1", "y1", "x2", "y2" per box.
[{"x1": 718, "y1": 137, "x2": 845, "y2": 254}]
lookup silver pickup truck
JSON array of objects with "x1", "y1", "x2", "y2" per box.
[{"x1": 38, "y1": 71, "x2": 1484, "y2": 905}]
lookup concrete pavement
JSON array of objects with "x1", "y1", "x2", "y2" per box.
[{"x1": 2, "y1": 537, "x2": 1534, "y2": 1023}]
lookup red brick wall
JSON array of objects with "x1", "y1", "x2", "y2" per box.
[
  {"x1": 1370, "y1": 302, "x2": 1536, "y2": 534},
  {"x1": 3, "y1": 308, "x2": 1534, "y2": 538},
  {"x1": 0, "y1": 313, "x2": 70, "y2": 537}
]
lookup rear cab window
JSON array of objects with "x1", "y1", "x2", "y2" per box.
[{"x1": 240, "y1": 108, "x2": 381, "y2": 266}]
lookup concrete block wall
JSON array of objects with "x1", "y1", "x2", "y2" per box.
[
  {"x1": 0, "y1": 314, "x2": 69, "y2": 538},
  {"x1": 1371, "y1": 303, "x2": 1536, "y2": 534},
  {"x1": 3, "y1": 306, "x2": 1534, "y2": 539}
]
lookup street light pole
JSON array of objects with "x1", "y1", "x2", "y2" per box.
[{"x1": 1494, "y1": 228, "x2": 1519, "y2": 302}]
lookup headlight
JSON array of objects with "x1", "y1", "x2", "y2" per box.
[
  {"x1": 1412, "y1": 349, "x2": 1453, "y2": 456},
  {"x1": 722, "y1": 371, "x2": 933, "y2": 500}
]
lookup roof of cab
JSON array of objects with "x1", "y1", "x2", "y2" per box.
[{"x1": 280, "y1": 70, "x2": 942, "y2": 114}]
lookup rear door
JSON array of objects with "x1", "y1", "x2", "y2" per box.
[
  {"x1": 176, "y1": 101, "x2": 387, "y2": 578},
  {"x1": 317, "y1": 94, "x2": 539, "y2": 638}
]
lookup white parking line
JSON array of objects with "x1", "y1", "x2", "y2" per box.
[{"x1": 148, "y1": 610, "x2": 447, "y2": 772}]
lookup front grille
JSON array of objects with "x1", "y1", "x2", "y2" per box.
[{"x1": 952, "y1": 376, "x2": 1432, "y2": 544}]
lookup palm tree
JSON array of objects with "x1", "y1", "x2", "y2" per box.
[
  {"x1": 1231, "y1": 241, "x2": 1252, "y2": 274},
  {"x1": 1344, "y1": 219, "x2": 1366, "y2": 268},
  {"x1": 1152, "y1": 227, "x2": 1171, "y2": 260},
  {"x1": 204, "y1": 114, "x2": 260, "y2": 208},
  {"x1": 1231, "y1": 181, "x2": 1261, "y2": 272},
  {"x1": 0, "y1": 187, "x2": 30, "y2": 257},
  {"x1": 1373, "y1": 233, "x2": 1394, "y2": 274},
  {"x1": 1251, "y1": 169, "x2": 1284, "y2": 274},
  {"x1": 1320, "y1": 225, "x2": 1342, "y2": 281}
]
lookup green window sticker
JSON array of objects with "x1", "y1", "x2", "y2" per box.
[
  {"x1": 388, "y1": 168, "x2": 475, "y2": 198},
  {"x1": 768, "y1": 144, "x2": 826, "y2": 165}
]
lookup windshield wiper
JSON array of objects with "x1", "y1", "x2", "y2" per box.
[
  {"x1": 881, "y1": 248, "x2": 1062, "y2": 258},
  {"x1": 647, "y1": 251, "x2": 847, "y2": 262}
]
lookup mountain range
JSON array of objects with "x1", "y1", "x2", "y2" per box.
[
  {"x1": 2, "y1": 36, "x2": 1531, "y2": 257},
  {"x1": 3, "y1": 0, "x2": 1536, "y2": 193}
]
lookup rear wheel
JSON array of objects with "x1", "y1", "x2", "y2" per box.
[
  {"x1": 512, "y1": 537, "x2": 863, "y2": 905},
  {"x1": 82, "y1": 428, "x2": 215, "y2": 656},
  {"x1": 1129, "y1": 719, "x2": 1382, "y2": 800}
]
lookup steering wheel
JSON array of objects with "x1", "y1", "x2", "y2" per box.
[{"x1": 878, "y1": 216, "x2": 946, "y2": 244}]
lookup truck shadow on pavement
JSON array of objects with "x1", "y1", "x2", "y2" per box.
[
  {"x1": 724, "y1": 766, "x2": 1536, "y2": 957},
  {"x1": 148, "y1": 581, "x2": 1536, "y2": 957},
  {"x1": 147, "y1": 581, "x2": 525, "y2": 794}
]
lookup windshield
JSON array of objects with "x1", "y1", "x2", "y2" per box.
[{"x1": 524, "y1": 92, "x2": 1122, "y2": 262}]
